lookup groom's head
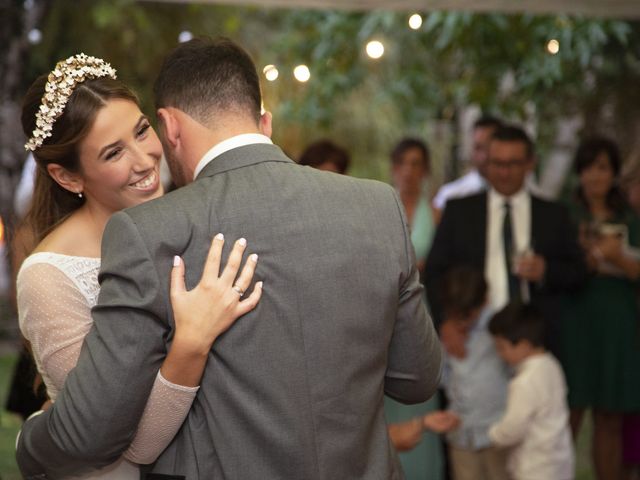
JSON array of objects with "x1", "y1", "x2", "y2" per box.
[{"x1": 154, "y1": 37, "x2": 271, "y2": 186}]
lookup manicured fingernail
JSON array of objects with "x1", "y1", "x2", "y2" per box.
[
  {"x1": 215, "y1": 233, "x2": 224, "y2": 240},
  {"x1": 249, "y1": 253, "x2": 258, "y2": 262},
  {"x1": 238, "y1": 238, "x2": 247, "y2": 247},
  {"x1": 256, "y1": 281, "x2": 263, "y2": 289},
  {"x1": 173, "y1": 255, "x2": 181, "y2": 267}
]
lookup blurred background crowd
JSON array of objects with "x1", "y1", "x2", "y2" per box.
[{"x1": 2, "y1": 1, "x2": 640, "y2": 479}]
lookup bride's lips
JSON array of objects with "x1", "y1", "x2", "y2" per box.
[{"x1": 129, "y1": 170, "x2": 159, "y2": 193}]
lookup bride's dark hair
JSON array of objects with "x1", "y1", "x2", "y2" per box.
[{"x1": 21, "y1": 75, "x2": 139, "y2": 242}]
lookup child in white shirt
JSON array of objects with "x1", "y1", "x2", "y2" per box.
[{"x1": 487, "y1": 302, "x2": 574, "y2": 480}]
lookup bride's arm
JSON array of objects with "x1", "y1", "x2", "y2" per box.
[
  {"x1": 18, "y1": 263, "x2": 97, "y2": 399},
  {"x1": 124, "y1": 235, "x2": 262, "y2": 464}
]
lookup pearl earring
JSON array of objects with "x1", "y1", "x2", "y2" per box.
[{"x1": 78, "y1": 191, "x2": 83, "y2": 199}]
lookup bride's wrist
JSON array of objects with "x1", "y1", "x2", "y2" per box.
[
  {"x1": 171, "y1": 331, "x2": 214, "y2": 358},
  {"x1": 161, "y1": 334, "x2": 211, "y2": 387}
]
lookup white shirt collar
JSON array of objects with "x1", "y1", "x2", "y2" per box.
[
  {"x1": 193, "y1": 133, "x2": 273, "y2": 180},
  {"x1": 488, "y1": 187, "x2": 529, "y2": 209}
]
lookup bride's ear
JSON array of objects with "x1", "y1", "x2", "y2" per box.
[
  {"x1": 47, "y1": 163, "x2": 84, "y2": 196},
  {"x1": 157, "y1": 108, "x2": 180, "y2": 148}
]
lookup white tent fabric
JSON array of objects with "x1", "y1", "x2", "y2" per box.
[{"x1": 144, "y1": 0, "x2": 640, "y2": 18}]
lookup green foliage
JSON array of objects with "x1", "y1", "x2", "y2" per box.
[
  {"x1": 261, "y1": 11, "x2": 640, "y2": 171},
  {"x1": 20, "y1": 3, "x2": 640, "y2": 178},
  {"x1": 268, "y1": 11, "x2": 636, "y2": 122}
]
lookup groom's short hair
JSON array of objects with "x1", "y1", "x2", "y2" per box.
[{"x1": 154, "y1": 37, "x2": 262, "y2": 126}]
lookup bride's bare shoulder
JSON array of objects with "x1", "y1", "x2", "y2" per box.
[{"x1": 32, "y1": 212, "x2": 101, "y2": 258}]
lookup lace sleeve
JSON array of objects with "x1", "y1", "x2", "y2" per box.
[
  {"x1": 17, "y1": 263, "x2": 94, "y2": 399},
  {"x1": 123, "y1": 372, "x2": 198, "y2": 464}
]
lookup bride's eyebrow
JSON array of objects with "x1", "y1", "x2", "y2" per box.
[
  {"x1": 98, "y1": 116, "x2": 148, "y2": 157},
  {"x1": 98, "y1": 139, "x2": 121, "y2": 158},
  {"x1": 135, "y1": 115, "x2": 149, "y2": 128}
]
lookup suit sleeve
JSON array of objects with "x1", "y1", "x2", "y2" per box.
[
  {"x1": 385, "y1": 190, "x2": 443, "y2": 404},
  {"x1": 537, "y1": 204, "x2": 587, "y2": 293},
  {"x1": 16, "y1": 211, "x2": 169, "y2": 478}
]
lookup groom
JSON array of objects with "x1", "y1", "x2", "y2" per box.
[{"x1": 17, "y1": 37, "x2": 441, "y2": 479}]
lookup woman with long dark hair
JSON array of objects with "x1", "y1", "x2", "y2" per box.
[
  {"x1": 561, "y1": 137, "x2": 640, "y2": 480},
  {"x1": 17, "y1": 54, "x2": 262, "y2": 478}
]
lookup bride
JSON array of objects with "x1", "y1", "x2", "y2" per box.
[{"x1": 17, "y1": 53, "x2": 263, "y2": 478}]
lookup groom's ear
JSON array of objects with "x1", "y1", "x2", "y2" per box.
[
  {"x1": 259, "y1": 111, "x2": 272, "y2": 138},
  {"x1": 157, "y1": 108, "x2": 180, "y2": 148}
]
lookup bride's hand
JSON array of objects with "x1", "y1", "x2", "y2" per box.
[{"x1": 170, "y1": 234, "x2": 263, "y2": 354}]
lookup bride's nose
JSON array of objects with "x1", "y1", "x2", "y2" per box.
[{"x1": 131, "y1": 143, "x2": 158, "y2": 171}]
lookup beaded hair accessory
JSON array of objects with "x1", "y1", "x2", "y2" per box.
[{"x1": 25, "y1": 53, "x2": 117, "y2": 151}]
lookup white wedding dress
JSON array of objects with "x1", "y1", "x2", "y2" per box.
[{"x1": 17, "y1": 252, "x2": 199, "y2": 479}]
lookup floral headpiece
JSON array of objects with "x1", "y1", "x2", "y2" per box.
[{"x1": 25, "y1": 53, "x2": 117, "y2": 151}]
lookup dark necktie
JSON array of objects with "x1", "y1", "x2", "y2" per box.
[{"x1": 502, "y1": 201, "x2": 520, "y2": 300}]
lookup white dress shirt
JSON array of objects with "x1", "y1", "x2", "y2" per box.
[
  {"x1": 433, "y1": 169, "x2": 486, "y2": 210},
  {"x1": 485, "y1": 188, "x2": 531, "y2": 311},
  {"x1": 193, "y1": 133, "x2": 273, "y2": 180},
  {"x1": 488, "y1": 353, "x2": 574, "y2": 480}
]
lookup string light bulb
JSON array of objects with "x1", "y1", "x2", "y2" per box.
[
  {"x1": 293, "y1": 65, "x2": 311, "y2": 82},
  {"x1": 263, "y1": 64, "x2": 279, "y2": 81},
  {"x1": 409, "y1": 14, "x2": 423, "y2": 30},
  {"x1": 366, "y1": 40, "x2": 385, "y2": 59}
]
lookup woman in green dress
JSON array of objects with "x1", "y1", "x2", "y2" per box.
[
  {"x1": 385, "y1": 138, "x2": 443, "y2": 479},
  {"x1": 561, "y1": 137, "x2": 640, "y2": 480}
]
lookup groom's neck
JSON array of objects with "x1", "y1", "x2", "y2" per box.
[{"x1": 182, "y1": 113, "x2": 262, "y2": 173}]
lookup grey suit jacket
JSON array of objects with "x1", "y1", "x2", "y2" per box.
[{"x1": 17, "y1": 144, "x2": 442, "y2": 479}]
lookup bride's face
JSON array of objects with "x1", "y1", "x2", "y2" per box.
[{"x1": 77, "y1": 99, "x2": 163, "y2": 213}]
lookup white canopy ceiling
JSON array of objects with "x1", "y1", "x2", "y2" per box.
[{"x1": 145, "y1": 0, "x2": 640, "y2": 18}]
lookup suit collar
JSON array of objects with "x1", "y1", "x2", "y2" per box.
[
  {"x1": 193, "y1": 133, "x2": 273, "y2": 179},
  {"x1": 195, "y1": 143, "x2": 294, "y2": 179}
]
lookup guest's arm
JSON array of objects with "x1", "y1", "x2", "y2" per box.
[
  {"x1": 388, "y1": 418, "x2": 424, "y2": 452},
  {"x1": 488, "y1": 378, "x2": 535, "y2": 447},
  {"x1": 594, "y1": 234, "x2": 640, "y2": 280}
]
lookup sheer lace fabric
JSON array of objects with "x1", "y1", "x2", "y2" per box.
[{"x1": 17, "y1": 252, "x2": 198, "y2": 467}]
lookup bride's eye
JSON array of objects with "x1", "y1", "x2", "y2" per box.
[
  {"x1": 137, "y1": 123, "x2": 150, "y2": 138},
  {"x1": 105, "y1": 147, "x2": 122, "y2": 160}
]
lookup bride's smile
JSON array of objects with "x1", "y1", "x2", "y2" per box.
[{"x1": 129, "y1": 168, "x2": 159, "y2": 192}]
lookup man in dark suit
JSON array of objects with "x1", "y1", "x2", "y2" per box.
[
  {"x1": 17, "y1": 38, "x2": 442, "y2": 479},
  {"x1": 425, "y1": 125, "x2": 586, "y2": 355}
]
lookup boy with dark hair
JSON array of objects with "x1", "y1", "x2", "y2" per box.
[
  {"x1": 439, "y1": 266, "x2": 510, "y2": 480},
  {"x1": 488, "y1": 302, "x2": 574, "y2": 480}
]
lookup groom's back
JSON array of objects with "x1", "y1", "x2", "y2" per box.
[{"x1": 131, "y1": 144, "x2": 440, "y2": 479}]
